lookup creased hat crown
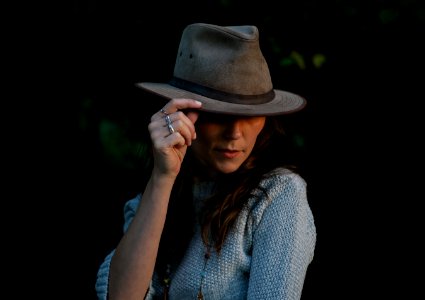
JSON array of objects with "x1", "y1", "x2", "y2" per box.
[{"x1": 174, "y1": 23, "x2": 272, "y2": 96}]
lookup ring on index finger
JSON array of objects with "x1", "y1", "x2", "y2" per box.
[{"x1": 160, "y1": 108, "x2": 168, "y2": 116}]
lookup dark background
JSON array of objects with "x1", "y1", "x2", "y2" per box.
[{"x1": 9, "y1": 0, "x2": 423, "y2": 299}]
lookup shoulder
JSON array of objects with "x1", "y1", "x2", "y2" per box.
[
  {"x1": 260, "y1": 167, "x2": 306, "y2": 193},
  {"x1": 247, "y1": 167, "x2": 313, "y2": 232},
  {"x1": 255, "y1": 167, "x2": 307, "y2": 208}
]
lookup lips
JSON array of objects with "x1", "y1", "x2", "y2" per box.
[{"x1": 216, "y1": 149, "x2": 242, "y2": 159}]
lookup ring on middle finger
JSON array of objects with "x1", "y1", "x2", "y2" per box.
[
  {"x1": 165, "y1": 115, "x2": 172, "y2": 126},
  {"x1": 167, "y1": 123, "x2": 175, "y2": 134}
]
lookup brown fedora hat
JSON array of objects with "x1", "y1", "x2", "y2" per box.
[{"x1": 137, "y1": 23, "x2": 306, "y2": 116}]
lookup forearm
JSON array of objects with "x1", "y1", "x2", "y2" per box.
[{"x1": 108, "y1": 172, "x2": 175, "y2": 300}]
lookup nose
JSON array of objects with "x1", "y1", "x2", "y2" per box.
[{"x1": 223, "y1": 119, "x2": 243, "y2": 140}]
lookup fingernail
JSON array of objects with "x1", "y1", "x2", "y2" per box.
[{"x1": 195, "y1": 100, "x2": 202, "y2": 105}]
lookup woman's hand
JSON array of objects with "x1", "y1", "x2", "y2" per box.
[{"x1": 148, "y1": 98, "x2": 202, "y2": 178}]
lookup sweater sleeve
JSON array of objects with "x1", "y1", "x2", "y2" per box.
[
  {"x1": 95, "y1": 195, "x2": 142, "y2": 300},
  {"x1": 247, "y1": 173, "x2": 316, "y2": 300}
]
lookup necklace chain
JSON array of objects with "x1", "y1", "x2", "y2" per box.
[
  {"x1": 197, "y1": 246, "x2": 211, "y2": 299},
  {"x1": 162, "y1": 245, "x2": 211, "y2": 300}
]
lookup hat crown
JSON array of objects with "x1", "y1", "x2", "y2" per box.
[
  {"x1": 138, "y1": 23, "x2": 307, "y2": 116},
  {"x1": 173, "y1": 23, "x2": 273, "y2": 96}
]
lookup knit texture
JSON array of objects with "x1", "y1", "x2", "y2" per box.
[{"x1": 95, "y1": 168, "x2": 316, "y2": 300}]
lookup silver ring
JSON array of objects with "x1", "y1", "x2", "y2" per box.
[
  {"x1": 165, "y1": 115, "x2": 172, "y2": 126},
  {"x1": 160, "y1": 108, "x2": 168, "y2": 115},
  {"x1": 167, "y1": 123, "x2": 175, "y2": 134}
]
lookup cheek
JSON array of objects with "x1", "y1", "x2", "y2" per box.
[
  {"x1": 195, "y1": 123, "x2": 220, "y2": 142},
  {"x1": 192, "y1": 124, "x2": 215, "y2": 152},
  {"x1": 251, "y1": 119, "x2": 266, "y2": 139}
]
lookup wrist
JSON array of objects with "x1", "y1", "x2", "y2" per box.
[{"x1": 151, "y1": 168, "x2": 178, "y2": 186}]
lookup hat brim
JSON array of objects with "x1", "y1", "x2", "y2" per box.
[{"x1": 137, "y1": 82, "x2": 306, "y2": 116}]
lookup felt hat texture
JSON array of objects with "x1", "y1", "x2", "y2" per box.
[{"x1": 138, "y1": 23, "x2": 306, "y2": 116}]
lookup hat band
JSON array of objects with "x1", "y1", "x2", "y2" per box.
[{"x1": 169, "y1": 77, "x2": 275, "y2": 105}]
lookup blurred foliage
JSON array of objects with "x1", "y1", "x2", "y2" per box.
[
  {"x1": 278, "y1": 51, "x2": 326, "y2": 71},
  {"x1": 98, "y1": 119, "x2": 145, "y2": 170}
]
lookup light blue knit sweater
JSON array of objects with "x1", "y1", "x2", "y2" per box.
[{"x1": 96, "y1": 168, "x2": 316, "y2": 300}]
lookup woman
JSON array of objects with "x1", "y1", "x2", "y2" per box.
[{"x1": 96, "y1": 23, "x2": 316, "y2": 300}]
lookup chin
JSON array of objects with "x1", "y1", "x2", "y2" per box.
[{"x1": 215, "y1": 163, "x2": 241, "y2": 174}]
